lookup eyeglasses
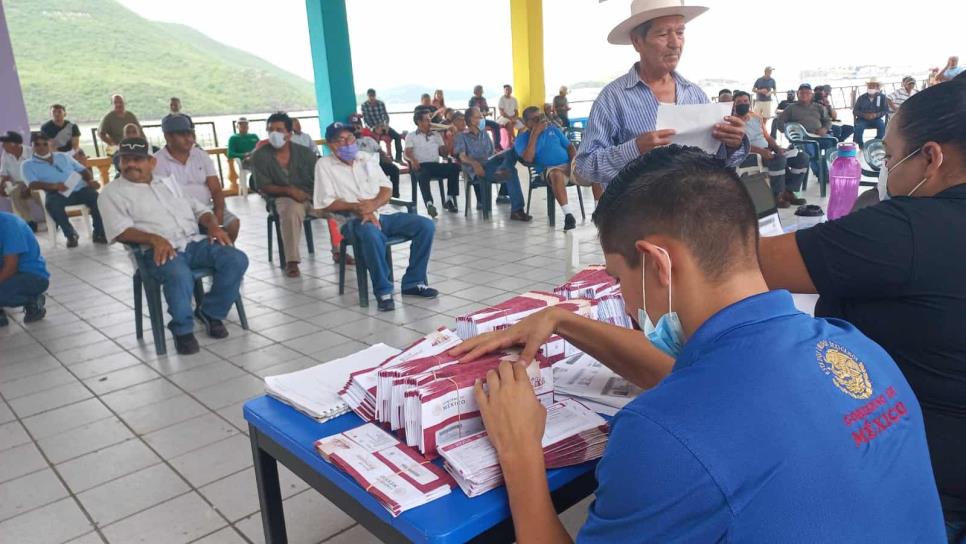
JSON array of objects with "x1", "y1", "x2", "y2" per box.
[{"x1": 333, "y1": 135, "x2": 356, "y2": 145}]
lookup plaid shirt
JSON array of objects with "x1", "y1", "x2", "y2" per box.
[{"x1": 360, "y1": 99, "x2": 390, "y2": 128}]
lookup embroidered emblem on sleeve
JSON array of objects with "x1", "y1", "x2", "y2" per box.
[{"x1": 816, "y1": 340, "x2": 873, "y2": 400}]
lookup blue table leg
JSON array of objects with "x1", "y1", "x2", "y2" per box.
[{"x1": 250, "y1": 423, "x2": 288, "y2": 544}]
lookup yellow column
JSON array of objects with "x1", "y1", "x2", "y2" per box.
[{"x1": 509, "y1": 0, "x2": 545, "y2": 110}]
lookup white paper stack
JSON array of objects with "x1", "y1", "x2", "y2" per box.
[
  {"x1": 339, "y1": 328, "x2": 463, "y2": 422},
  {"x1": 438, "y1": 399, "x2": 610, "y2": 497},
  {"x1": 595, "y1": 292, "x2": 634, "y2": 329},
  {"x1": 553, "y1": 353, "x2": 642, "y2": 416},
  {"x1": 264, "y1": 343, "x2": 401, "y2": 422},
  {"x1": 456, "y1": 291, "x2": 566, "y2": 339},
  {"x1": 315, "y1": 423, "x2": 453, "y2": 516},
  {"x1": 554, "y1": 265, "x2": 619, "y2": 301}
]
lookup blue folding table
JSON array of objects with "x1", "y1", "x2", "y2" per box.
[{"x1": 243, "y1": 395, "x2": 599, "y2": 543}]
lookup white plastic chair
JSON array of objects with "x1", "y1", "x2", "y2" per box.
[
  {"x1": 233, "y1": 158, "x2": 249, "y2": 197},
  {"x1": 34, "y1": 190, "x2": 91, "y2": 246}
]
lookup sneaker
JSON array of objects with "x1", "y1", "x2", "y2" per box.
[
  {"x1": 401, "y1": 284, "x2": 439, "y2": 299},
  {"x1": 563, "y1": 213, "x2": 577, "y2": 231},
  {"x1": 92, "y1": 233, "x2": 108, "y2": 244},
  {"x1": 0, "y1": 310, "x2": 8, "y2": 327},
  {"x1": 510, "y1": 210, "x2": 533, "y2": 222},
  {"x1": 24, "y1": 295, "x2": 46, "y2": 323},
  {"x1": 174, "y1": 333, "x2": 200, "y2": 355},
  {"x1": 443, "y1": 199, "x2": 458, "y2": 213},
  {"x1": 66, "y1": 234, "x2": 79, "y2": 248},
  {"x1": 426, "y1": 202, "x2": 438, "y2": 218},
  {"x1": 377, "y1": 295, "x2": 396, "y2": 312},
  {"x1": 496, "y1": 195, "x2": 511, "y2": 205},
  {"x1": 195, "y1": 308, "x2": 229, "y2": 339}
]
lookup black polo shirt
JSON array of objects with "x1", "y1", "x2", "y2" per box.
[{"x1": 796, "y1": 183, "x2": 966, "y2": 521}]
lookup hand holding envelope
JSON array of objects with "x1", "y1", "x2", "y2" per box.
[{"x1": 656, "y1": 102, "x2": 744, "y2": 154}]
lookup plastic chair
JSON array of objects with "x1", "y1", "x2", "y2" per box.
[
  {"x1": 462, "y1": 170, "x2": 492, "y2": 220},
  {"x1": 337, "y1": 199, "x2": 416, "y2": 307},
  {"x1": 128, "y1": 244, "x2": 249, "y2": 356},
  {"x1": 523, "y1": 164, "x2": 585, "y2": 227},
  {"x1": 250, "y1": 175, "x2": 318, "y2": 269},
  {"x1": 861, "y1": 139, "x2": 885, "y2": 184},
  {"x1": 34, "y1": 190, "x2": 91, "y2": 246},
  {"x1": 784, "y1": 122, "x2": 837, "y2": 197},
  {"x1": 405, "y1": 159, "x2": 446, "y2": 213}
]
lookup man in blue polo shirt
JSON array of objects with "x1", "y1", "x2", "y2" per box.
[
  {"x1": 21, "y1": 133, "x2": 106, "y2": 248},
  {"x1": 0, "y1": 211, "x2": 49, "y2": 326},
  {"x1": 515, "y1": 106, "x2": 584, "y2": 231},
  {"x1": 452, "y1": 146, "x2": 945, "y2": 543}
]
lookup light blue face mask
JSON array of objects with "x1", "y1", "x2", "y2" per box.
[
  {"x1": 637, "y1": 246, "x2": 686, "y2": 358},
  {"x1": 478, "y1": 118, "x2": 486, "y2": 131}
]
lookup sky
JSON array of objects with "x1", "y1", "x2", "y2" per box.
[{"x1": 116, "y1": 0, "x2": 961, "y2": 97}]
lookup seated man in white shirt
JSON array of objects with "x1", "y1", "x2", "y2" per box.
[
  {"x1": 0, "y1": 131, "x2": 42, "y2": 231},
  {"x1": 404, "y1": 111, "x2": 461, "y2": 217},
  {"x1": 98, "y1": 138, "x2": 249, "y2": 356},
  {"x1": 315, "y1": 122, "x2": 438, "y2": 312},
  {"x1": 153, "y1": 114, "x2": 240, "y2": 241}
]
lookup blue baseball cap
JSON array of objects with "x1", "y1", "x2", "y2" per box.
[
  {"x1": 324, "y1": 122, "x2": 353, "y2": 142},
  {"x1": 161, "y1": 113, "x2": 192, "y2": 133}
]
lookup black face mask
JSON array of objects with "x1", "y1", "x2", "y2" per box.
[{"x1": 734, "y1": 103, "x2": 751, "y2": 116}]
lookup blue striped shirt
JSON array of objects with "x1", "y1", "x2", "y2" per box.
[{"x1": 575, "y1": 63, "x2": 746, "y2": 185}]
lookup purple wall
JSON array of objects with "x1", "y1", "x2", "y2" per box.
[{"x1": 0, "y1": 3, "x2": 30, "y2": 215}]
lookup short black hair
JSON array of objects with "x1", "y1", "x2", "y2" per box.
[
  {"x1": 266, "y1": 111, "x2": 293, "y2": 132},
  {"x1": 733, "y1": 90, "x2": 751, "y2": 101},
  {"x1": 718, "y1": 88, "x2": 732, "y2": 97},
  {"x1": 413, "y1": 111, "x2": 431, "y2": 125},
  {"x1": 421, "y1": 93, "x2": 431, "y2": 100},
  {"x1": 894, "y1": 78, "x2": 966, "y2": 156},
  {"x1": 366, "y1": 88, "x2": 376, "y2": 95},
  {"x1": 503, "y1": 84, "x2": 512, "y2": 90},
  {"x1": 592, "y1": 145, "x2": 759, "y2": 279},
  {"x1": 521, "y1": 106, "x2": 541, "y2": 122}
]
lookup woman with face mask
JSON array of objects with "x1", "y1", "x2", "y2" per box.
[{"x1": 760, "y1": 78, "x2": 966, "y2": 541}]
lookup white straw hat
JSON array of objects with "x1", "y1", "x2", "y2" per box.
[{"x1": 607, "y1": 0, "x2": 709, "y2": 45}]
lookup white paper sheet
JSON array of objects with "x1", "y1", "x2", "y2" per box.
[
  {"x1": 60, "y1": 171, "x2": 84, "y2": 196},
  {"x1": 655, "y1": 102, "x2": 733, "y2": 155}
]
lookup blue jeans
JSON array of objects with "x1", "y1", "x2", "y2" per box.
[
  {"x1": 343, "y1": 213, "x2": 435, "y2": 298},
  {"x1": 801, "y1": 138, "x2": 837, "y2": 178},
  {"x1": 831, "y1": 124, "x2": 854, "y2": 142},
  {"x1": 0, "y1": 272, "x2": 48, "y2": 308},
  {"x1": 853, "y1": 117, "x2": 886, "y2": 147},
  {"x1": 949, "y1": 520, "x2": 966, "y2": 544},
  {"x1": 483, "y1": 151, "x2": 525, "y2": 212},
  {"x1": 484, "y1": 120, "x2": 502, "y2": 149},
  {"x1": 142, "y1": 240, "x2": 249, "y2": 335},
  {"x1": 44, "y1": 186, "x2": 104, "y2": 238}
]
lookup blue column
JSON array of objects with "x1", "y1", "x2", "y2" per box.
[
  {"x1": 0, "y1": 3, "x2": 29, "y2": 138},
  {"x1": 305, "y1": 0, "x2": 356, "y2": 135}
]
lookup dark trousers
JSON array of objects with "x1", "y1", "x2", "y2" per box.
[
  {"x1": 559, "y1": 116, "x2": 570, "y2": 129},
  {"x1": 831, "y1": 124, "x2": 854, "y2": 142},
  {"x1": 763, "y1": 151, "x2": 810, "y2": 194},
  {"x1": 416, "y1": 162, "x2": 460, "y2": 202},
  {"x1": 0, "y1": 272, "x2": 48, "y2": 308},
  {"x1": 853, "y1": 117, "x2": 886, "y2": 148},
  {"x1": 44, "y1": 186, "x2": 104, "y2": 238},
  {"x1": 386, "y1": 127, "x2": 403, "y2": 161},
  {"x1": 381, "y1": 161, "x2": 401, "y2": 197},
  {"x1": 484, "y1": 120, "x2": 502, "y2": 150}
]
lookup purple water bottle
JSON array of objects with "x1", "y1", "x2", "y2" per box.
[{"x1": 827, "y1": 142, "x2": 862, "y2": 220}]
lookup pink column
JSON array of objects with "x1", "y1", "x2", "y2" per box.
[{"x1": 0, "y1": 3, "x2": 28, "y2": 137}]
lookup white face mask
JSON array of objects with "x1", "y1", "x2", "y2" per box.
[
  {"x1": 868, "y1": 88, "x2": 880, "y2": 96},
  {"x1": 878, "y1": 147, "x2": 923, "y2": 201},
  {"x1": 268, "y1": 131, "x2": 287, "y2": 149},
  {"x1": 35, "y1": 152, "x2": 52, "y2": 160}
]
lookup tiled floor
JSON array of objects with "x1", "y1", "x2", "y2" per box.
[{"x1": 0, "y1": 165, "x2": 832, "y2": 544}]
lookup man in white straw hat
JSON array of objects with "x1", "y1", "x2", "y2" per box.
[
  {"x1": 852, "y1": 76, "x2": 889, "y2": 149},
  {"x1": 574, "y1": 0, "x2": 747, "y2": 186}
]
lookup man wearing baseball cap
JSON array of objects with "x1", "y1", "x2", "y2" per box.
[
  {"x1": 574, "y1": 0, "x2": 747, "y2": 186},
  {"x1": 314, "y1": 122, "x2": 437, "y2": 312},
  {"x1": 227, "y1": 117, "x2": 259, "y2": 196},
  {"x1": 22, "y1": 132, "x2": 106, "y2": 247},
  {"x1": 98, "y1": 137, "x2": 249, "y2": 355},
  {"x1": 153, "y1": 113, "x2": 240, "y2": 241},
  {"x1": 752, "y1": 66, "x2": 777, "y2": 119},
  {"x1": 0, "y1": 131, "x2": 42, "y2": 231}
]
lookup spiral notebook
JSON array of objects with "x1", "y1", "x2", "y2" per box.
[{"x1": 265, "y1": 343, "x2": 401, "y2": 422}]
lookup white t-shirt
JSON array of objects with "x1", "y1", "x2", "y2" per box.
[
  {"x1": 152, "y1": 146, "x2": 218, "y2": 205},
  {"x1": 498, "y1": 96, "x2": 519, "y2": 119},
  {"x1": 0, "y1": 148, "x2": 32, "y2": 183},
  {"x1": 313, "y1": 154, "x2": 397, "y2": 215},
  {"x1": 404, "y1": 130, "x2": 444, "y2": 163}
]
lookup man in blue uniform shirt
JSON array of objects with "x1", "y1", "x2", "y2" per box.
[
  {"x1": 0, "y1": 211, "x2": 49, "y2": 326},
  {"x1": 452, "y1": 145, "x2": 945, "y2": 543}
]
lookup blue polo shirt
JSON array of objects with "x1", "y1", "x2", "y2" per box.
[
  {"x1": 21, "y1": 152, "x2": 87, "y2": 195},
  {"x1": 0, "y1": 212, "x2": 49, "y2": 279},
  {"x1": 514, "y1": 125, "x2": 571, "y2": 173},
  {"x1": 578, "y1": 290, "x2": 944, "y2": 543}
]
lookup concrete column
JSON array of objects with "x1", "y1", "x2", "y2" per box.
[
  {"x1": 509, "y1": 0, "x2": 545, "y2": 110},
  {"x1": 305, "y1": 0, "x2": 357, "y2": 136}
]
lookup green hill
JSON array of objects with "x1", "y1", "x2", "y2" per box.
[{"x1": 6, "y1": 0, "x2": 316, "y2": 124}]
